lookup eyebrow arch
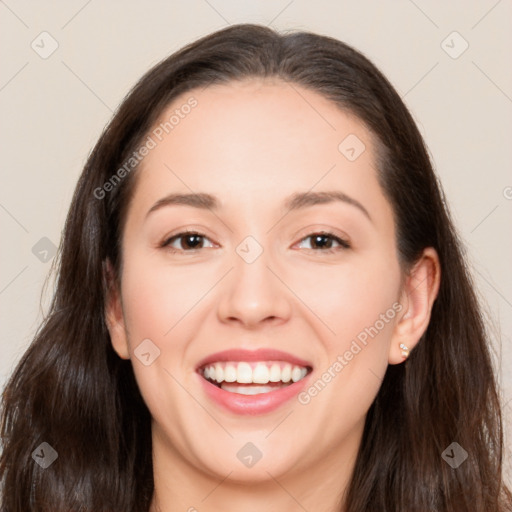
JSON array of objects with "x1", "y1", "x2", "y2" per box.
[
  {"x1": 284, "y1": 191, "x2": 371, "y2": 222},
  {"x1": 146, "y1": 193, "x2": 219, "y2": 218},
  {"x1": 146, "y1": 190, "x2": 372, "y2": 222}
]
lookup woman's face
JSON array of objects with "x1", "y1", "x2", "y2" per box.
[{"x1": 108, "y1": 79, "x2": 406, "y2": 484}]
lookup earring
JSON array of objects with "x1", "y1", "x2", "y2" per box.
[{"x1": 399, "y1": 343, "x2": 410, "y2": 359}]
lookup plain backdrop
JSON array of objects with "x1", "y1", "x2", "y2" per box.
[{"x1": 1, "y1": 0, "x2": 511, "y2": 479}]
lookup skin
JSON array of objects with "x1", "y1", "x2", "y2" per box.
[{"x1": 105, "y1": 78, "x2": 440, "y2": 512}]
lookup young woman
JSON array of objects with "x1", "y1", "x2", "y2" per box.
[{"x1": 1, "y1": 23, "x2": 510, "y2": 512}]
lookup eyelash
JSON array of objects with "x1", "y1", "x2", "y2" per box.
[{"x1": 160, "y1": 229, "x2": 351, "y2": 254}]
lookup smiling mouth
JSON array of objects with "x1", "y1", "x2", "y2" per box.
[{"x1": 199, "y1": 361, "x2": 312, "y2": 395}]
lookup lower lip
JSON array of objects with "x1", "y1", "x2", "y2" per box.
[{"x1": 198, "y1": 373, "x2": 311, "y2": 415}]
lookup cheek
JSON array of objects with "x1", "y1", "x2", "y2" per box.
[
  {"x1": 120, "y1": 254, "x2": 208, "y2": 343},
  {"x1": 118, "y1": 257, "x2": 204, "y2": 434},
  {"x1": 117, "y1": 254, "x2": 193, "y2": 388},
  {"x1": 292, "y1": 252, "x2": 400, "y2": 408},
  {"x1": 290, "y1": 258, "x2": 401, "y2": 448},
  {"x1": 289, "y1": 253, "x2": 401, "y2": 345}
]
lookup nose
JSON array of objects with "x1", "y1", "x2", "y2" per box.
[{"x1": 216, "y1": 242, "x2": 293, "y2": 329}]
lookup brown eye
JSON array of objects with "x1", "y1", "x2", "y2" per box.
[
  {"x1": 161, "y1": 231, "x2": 214, "y2": 252},
  {"x1": 297, "y1": 232, "x2": 350, "y2": 252}
]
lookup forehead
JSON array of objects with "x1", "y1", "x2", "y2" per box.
[
  {"x1": 152, "y1": 79, "x2": 372, "y2": 166},
  {"x1": 127, "y1": 79, "x2": 387, "y2": 220}
]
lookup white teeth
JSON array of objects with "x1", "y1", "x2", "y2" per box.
[
  {"x1": 291, "y1": 366, "x2": 303, "y2": 382},
  {"x1": 224, "y1": 364, "x2": 237, "y2": 382},
  {"x1": 291, "y1": 367, "x2": 308, "y2": 382},
  {"x1": 237, "y1": 362, "x2": 252, "y2": 383},
  {"x1": 202, "y1": 361, "x2": 309, "y2": 386},
  {"x1": 215, "y1": 365, "x2": 224, "y2": 383},
  {"x1": 269, "y1": 363, "x2": 281, "y2": 382},
  {"x1": 281, "y1": 364, "x2": 292, "y2": 383},
  {"x1": 252, "y1": 363, "x2": 270, "y2": 384}
]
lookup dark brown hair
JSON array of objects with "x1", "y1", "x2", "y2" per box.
[{"x1": 1, "y1": 23, "x2": 510, "y2": 511}]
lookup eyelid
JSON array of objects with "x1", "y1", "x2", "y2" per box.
[
  {"x1": 160, "y1": 229, "x2": 215, "y2": 250},
  {"x1": 292, "y1": 224, "x2": 351, "y2": 247},
  {"x1": 159, "y1": 232, "x2": 351, "y2": 257},
  {"x1": 293, "y1": 232, "x2": 351, "y2": 252}
]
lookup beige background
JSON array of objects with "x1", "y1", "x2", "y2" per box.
[{"x1": 1, "y1": 0, "x2": 511, "y2": 480}]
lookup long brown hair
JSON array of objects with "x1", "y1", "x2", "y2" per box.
[{"x1": 1, "y1": 23, "x2": 510, "y2": 511}]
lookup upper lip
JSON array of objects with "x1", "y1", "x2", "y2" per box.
[{"x1": 196, "y1": 348, "x2": 313, "y2": 371}]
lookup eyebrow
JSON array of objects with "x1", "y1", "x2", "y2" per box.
[{"x1": 146, "y1": 190, "x2": 372, "y2": 222}]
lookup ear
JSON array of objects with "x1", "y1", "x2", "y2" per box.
[
  {"x1": 389, "y1": 247, "x2": 441, "y2": 364},
  {"x1": 103, "y1": 259, "x2": 130, "y2": 360}
]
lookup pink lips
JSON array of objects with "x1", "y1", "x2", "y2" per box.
[{"x1": 196, "y1": 348, "x2": 313, "y2": 416}]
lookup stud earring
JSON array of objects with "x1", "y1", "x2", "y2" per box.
[{"x1": 399, "y1": 343, "x2": 410, "y2": 359}]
